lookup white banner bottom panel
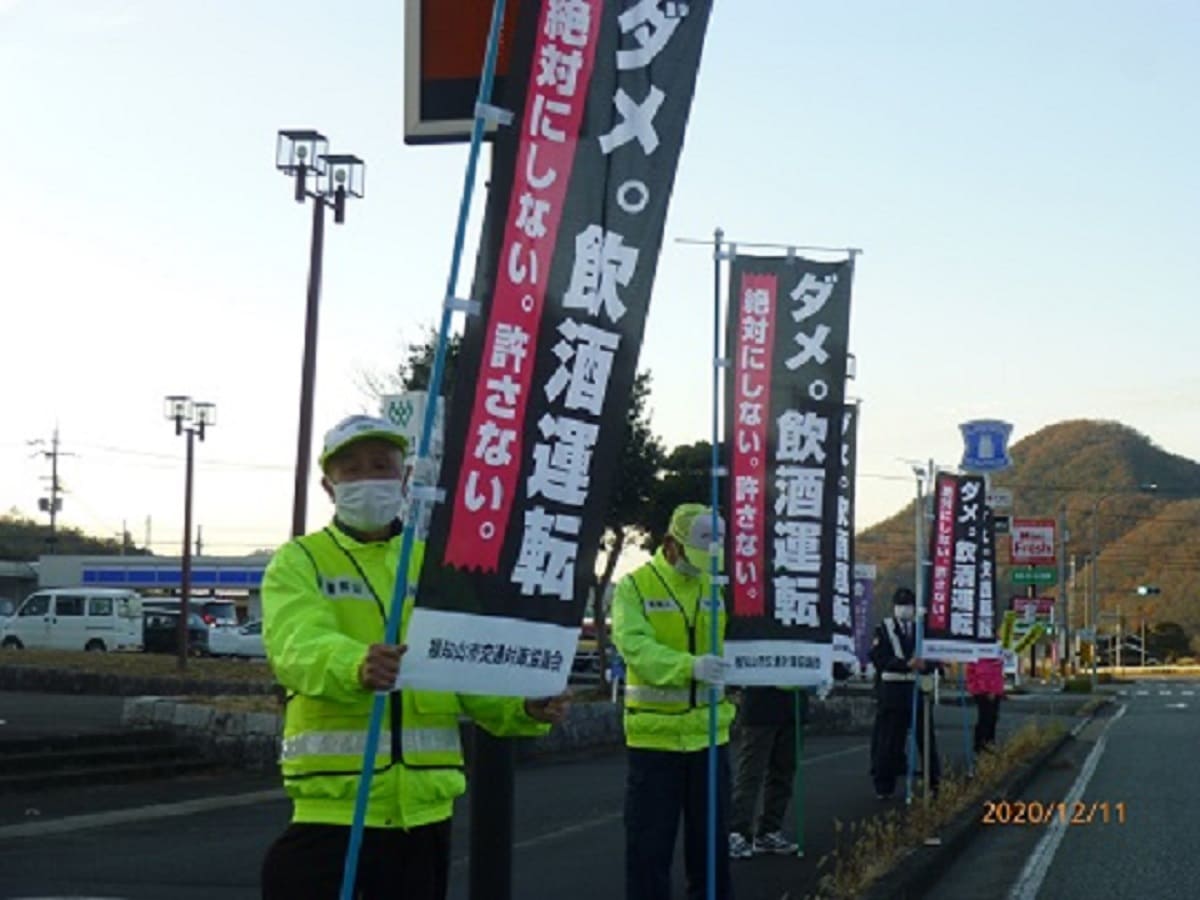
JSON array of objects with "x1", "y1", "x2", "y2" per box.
[
  {"x1": 833, "y1": 633, "x2": 857, "y2": 667},
  {"x1": 725, "y1": 640, "x2": 833, "y2": 687},
  {"x1": 974, "y1": 642, "x2": 1003, "y2": 660},
  {"x1": 397, "y1": 608, "x2": 577, "y2": 697},
  {"x1": 922, "y1": 638, "x2": 987, "y2": 663}
]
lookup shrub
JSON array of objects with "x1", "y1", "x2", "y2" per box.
[{"x1": 811, "y1": 720, "x2": 1065, "y2": 899}]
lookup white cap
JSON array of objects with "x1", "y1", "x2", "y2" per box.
[{"x1": 319, "y1": 415, "x2": 408, "y2": 471}]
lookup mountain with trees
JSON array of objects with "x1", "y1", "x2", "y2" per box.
[
  {"x1": 856, "y1": 420, "x2": 1200, "y2": 656},
  {"x1": 0, "y1": 513, "x2": 147, "y2": 561}
]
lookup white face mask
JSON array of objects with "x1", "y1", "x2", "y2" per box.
[
  {"x1": 333, "y1": 479, "x2": 404, "y2": 532},
  {"x1": 895, "y1": 605, "x2": 916, "y2": 623}
]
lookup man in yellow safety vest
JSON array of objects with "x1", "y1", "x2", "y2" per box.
[
  {"x1": 260, "y1": 414, "x2": 569, "y2": 900},
  {"x1": 612, "y1": 503, "x2": 735, "y2": 900}
]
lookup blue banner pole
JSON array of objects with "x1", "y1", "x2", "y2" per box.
[
  {"x1": 338, "y1": 2, "x2": 508, "y2": 897},
  {"x1": 706, "y1": 226, "x2": 725, "y2": 900}
]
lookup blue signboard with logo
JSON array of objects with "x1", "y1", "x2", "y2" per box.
[{"x1": 959, "y1": 419, "x2": 1013, "y2": 472}]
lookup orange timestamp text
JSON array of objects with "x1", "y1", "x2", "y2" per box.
[{"x1": 981, "y1": 800, "x2": 1127, "y2": 826}]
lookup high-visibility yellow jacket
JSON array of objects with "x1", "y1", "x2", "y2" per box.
[
  {"x1": 262, "y1": 522, "x2": 548, "y2": 829},
  {"x1": 611, "y1": 550, "x2": 735, "y2": 751}
]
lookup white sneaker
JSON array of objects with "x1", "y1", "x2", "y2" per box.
[
  {"x1": 753, "y1": 831, "x2": 799, "y2": 855},
  {"x1": 728, "y1": 831, "x2": 754, "y2": 859}
]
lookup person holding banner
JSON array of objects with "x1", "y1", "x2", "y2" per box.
[
  {"x1": 868, "y1": 587, "x2": 941, "y2": 799},
  {"x1": 612, "y1": 503, "x2": 735, "y2": 900},
  {"x1": 966, "y1": 655, "x2": 1005, "y2": 753},
  {"x1": 259, "y1": 415, "x2": 569, "y2": 900}
]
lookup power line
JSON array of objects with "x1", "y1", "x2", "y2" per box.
[{"x1": 72, "y1": 442, "x2": 290, "y2": 471}]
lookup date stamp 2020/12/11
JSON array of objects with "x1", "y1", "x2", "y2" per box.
[{"x1": 982, "y1": 800, "x2": 1127, "y2": 826}]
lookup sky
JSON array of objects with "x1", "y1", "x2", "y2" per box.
[{"x1": 1, "y1": 0, "x2": 1198, "y2": 567}]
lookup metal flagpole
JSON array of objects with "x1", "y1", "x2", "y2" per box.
[
  {"x1": 960, "y1": 666, "x2": 973, "y2": 777},
  {"x1": 338, "y1": 1, "x2": 508, "y2": 896},
  {"x1": 905, "y1": 467, "x2": 925, "y2": 805},
  {"x1": 921, "y1": 460, "x2": 934, "y2": 809},
  {"x1": 706, "y1": 226, "x2": 725, "y2": 900},
  {"x1": 794, "y1": 691, "x2": 805, "y2": 858}
]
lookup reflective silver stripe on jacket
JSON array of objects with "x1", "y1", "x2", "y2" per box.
[
  {"x1": 279, "y1": 727, "x2": 461, "y2": 762},
  {"x1": 402, "y1": 726, "x2": 462, "y2": 757},
  {"x1": 883, "y1": 618, "x2": 906, "y2": 660},
  {"x1": 881, "y1": 672, "x2": 916, "y2": 682},
  {"x1": 625, "y1": 685, "x2": 725, "y2": 704}
]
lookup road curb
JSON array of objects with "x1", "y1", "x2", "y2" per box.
[
  {"x1": 859, "y1": 696, "x2": 1114, "y2": 900},
  {"x1": 0, "y1": 664, "x2": 276, "y2": 697},
  {"x1": 119, "y1": 692, "x2": 882, "y2": 771}
]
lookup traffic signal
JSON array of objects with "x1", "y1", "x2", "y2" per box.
[{"x1": 1136, "y1": 585, "x2": 1161, "y2": 596}]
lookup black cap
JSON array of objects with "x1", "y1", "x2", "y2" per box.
[{"x1": 893, "y1": 587, "x2": 916, "y2": 606}]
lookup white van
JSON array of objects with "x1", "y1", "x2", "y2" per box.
[{"x1": 0, "y1": 588, "x2": 144, "y2": 652}]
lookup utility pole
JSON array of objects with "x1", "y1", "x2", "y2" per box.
[
  {"x1": 196, "y1": 525, "x2": 204, "y2": 557},
  {"x1": 29, "y1": 427, "x2": 77, "y2": 553},
  {"x1": 1057, "y1": 503, "x2": 1069, "y2": 675},
  {"x1": 145, "y1": 516, "x2": 152, "y2": 551},
  {"x1": 1116, "y1": 606, "x2": 1122, "y2": 670}
]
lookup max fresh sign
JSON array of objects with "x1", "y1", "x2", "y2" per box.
[{"x1": 1010, "y1": 518, "x2": 1056, "y2": 566}]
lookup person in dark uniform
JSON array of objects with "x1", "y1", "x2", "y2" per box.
[{"x1": 869, "y1": 587, "x2": 941, "y2": 799}]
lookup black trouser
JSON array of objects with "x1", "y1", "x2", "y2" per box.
[
  {"x1": 974, "y1": 695, "x2": 1001, "y2": 752},
  {"x1": 625, "y1": 746, "x2": 734, "y2": 900},
  {"x1": 261, "y1": 820, "x2": 451, "y2": 900},
  {"x1": 870, "y1": 695, "x2": 940, "y2": 796},
  {"x1": 730, "y1": 722, "x2": 796, "y2": 837}
]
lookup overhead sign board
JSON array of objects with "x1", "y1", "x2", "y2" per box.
[
  {"x1": 1012, "y1": 567, "x2": 1057, "y2": 586},
  {"x1": 1010, "y1": 517, "x2": 1056, "y2": 565},
  {"x1": 403, "y1": 0, "x2": 523, "y2": 144},
  {"x1": 1012, "y1": 596, "x2": 1055, "y2": 622},
  {"x1": 987, "y1": 487, "x2": 1013, "y2": 510},
  {"x1": 959, "y1": 419, "x2": 1013, "y2": 472}
]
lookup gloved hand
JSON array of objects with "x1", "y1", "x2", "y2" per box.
[{"x1": 692, "y1": 654, "x2": 729, "y2": 685}]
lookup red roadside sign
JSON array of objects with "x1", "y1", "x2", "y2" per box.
[{"x1": 404, "y1": 0, "x2": 523, "y2": 144}]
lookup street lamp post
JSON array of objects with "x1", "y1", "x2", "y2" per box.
[
  {"x1": 1089, "y1": 482, "x2": 1157, "y2": 689},
  {"x1": 164, "y1": 396, "x2": 216, "y2": 672},
  {"x1": 275, "y1": 130, "x2": 365, "y2": 537}
]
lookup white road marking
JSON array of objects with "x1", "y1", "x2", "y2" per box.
[
  {"x1": 1008, "y1": 704, "x2": 1127, "y2": 900},
  {"x1": 1136, "y1": 690, "x2": 1149, "y2": 696},
  {"x1": 1159, "y1": 690, "x2": 1172, "y2": 696},
  {"x1": 1183, "y1": 691, "x2": 1195, "y2": 697},
  {"x1": 0, "y1": 789, "x2": 284, "y2": 840},
  {"x1": 1166, "y1": 703, "x2": 1188, "y2": 709}
]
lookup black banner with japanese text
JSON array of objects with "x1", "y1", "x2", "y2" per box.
[
  {"x1": 723, "y1": 254, "x2": 855, "y2": 687},
  {"x1": 405, "y1": 0, "x2": 713, "y2": 696},
  {"x1": 832, "y1": 403, "x2": 859, "y2": 670},
  {"x1": 975, "y1": 504, "x2": 997, "y2": 649},
  {"x1": 925, "y1": 472, "x2": 987, "y2": 662}
]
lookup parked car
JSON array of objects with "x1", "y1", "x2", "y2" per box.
[
  {"x1": 143, "y1": 610, "x2": 209, "y2": 656},
  {"x1": 142, "y1": 597, "x2": 239, "y2": 628},
  {"x1": 0, "y1": 589, "x2": 144, "y2": 652},
  {"x1": 207, "y1": 619, "x2": 265, "y2": 659}
]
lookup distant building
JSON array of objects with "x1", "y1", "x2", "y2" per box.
[
  {"x1": 35, "y1": 554, "x2": 273, "y2": 620},
  {"x1": 0, "y1": 560, "x2": 38, "y2": 615}
]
